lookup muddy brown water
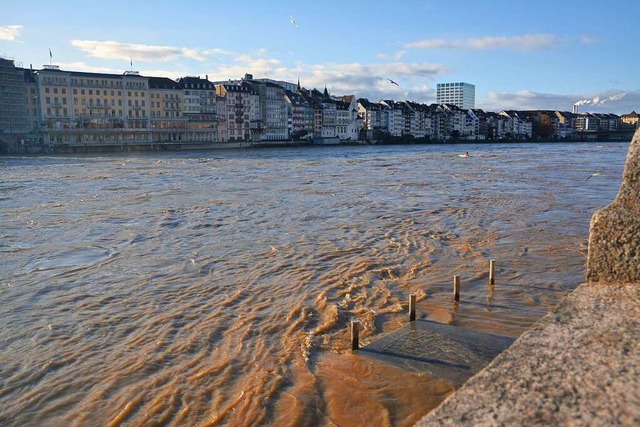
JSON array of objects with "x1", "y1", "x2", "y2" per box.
[{"x1": 0, "y1": 142, "x2": 628, "y2": 426}]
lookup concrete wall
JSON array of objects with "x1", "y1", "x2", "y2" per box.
[{"x1": 587, "y1": 128, "x2": 640, "y2": 283}]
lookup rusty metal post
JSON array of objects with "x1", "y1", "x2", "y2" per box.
[
  {"x1": 409, "y1": 294, "x2": 416, "y2": 322},
  {"x1": 351, "y1": 319, "x2": 360, "y2": 351},
  {"x1": 489, "y1": 259, "x2": 496, "y2": 285}
]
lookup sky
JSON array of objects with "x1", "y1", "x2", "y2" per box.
[{"x1": 2, "y1": 0, "x2": 639, "y2": 114}]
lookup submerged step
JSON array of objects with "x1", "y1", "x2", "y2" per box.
[{"x1": 359, "y1": 319, "x2": 515, "y2": 386}]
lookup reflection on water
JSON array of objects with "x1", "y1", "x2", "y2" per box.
[{"x1": 0, "y1": 142, "x2": 628, "y2": 425}]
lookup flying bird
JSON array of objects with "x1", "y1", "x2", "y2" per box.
[
  {"x1": 387, "y1": 78, "x2": 399, "y2": 86},
  {"x1": 585, "y1": 172, "x2": 601, "y2": 181},
  {"x1": 289, "y1": 15, "x2": 299, "y2": 29}
]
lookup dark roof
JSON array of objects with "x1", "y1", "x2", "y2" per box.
[
  {"x1": 218, "y1": 82, "x2": 258, "y2": 95},
  {"x1": 20, "y1": 68, "x2": 37, "y2": 83},
  {"x1": 285, "y1": 90, "x2": 310, "y2": 107},
  {"x1": 177, "y1": 76, "x2": 214, "y2": 90},
  {"x1": 148, "y1": 77, "x2": 180, "y2": 90}
]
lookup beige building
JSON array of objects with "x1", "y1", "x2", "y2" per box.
[
  {"x1": 621, "y1": 111, "x2": 638, "y2": 129},
  {"x1": 31, "y1": 66, "x2": 220, "y2": 148},
  {"x1": 215, "y1": 81, "x2": 260, "y2": 141},
  {"x1": 35, "y1": 65, "x2": 153, "y2": 146},
  {"x1": 177, "y1": 76, "x2": 217, "y2": 143},
  {"x1": 148, "y1": 77, "x2": 187, "y2": 143}
]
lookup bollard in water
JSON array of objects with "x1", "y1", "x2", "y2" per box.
[
  {"x1": 453, "y1": 275, "x2": 460, "y2": 301},
  {"x1": 489, "y1": 259, "x2": 496, "y2": 285},
  {"x1": 350, "y1": 319, "x2": 360, "y2": 351},
  {"x1": 409, "y1": 294, "x2": 416, "y2": 322}
]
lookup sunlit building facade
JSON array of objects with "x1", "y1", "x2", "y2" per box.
[{"x1": 436, "y1": 82, "x2": 476, "y2": 110}]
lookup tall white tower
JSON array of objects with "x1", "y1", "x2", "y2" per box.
[{"x1": 436, "y1": 82, "x2": 475, "y2": 109}]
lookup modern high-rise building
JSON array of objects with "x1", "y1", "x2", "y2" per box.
[
  {"x1": 0, "y1": 58, "x2": 29, "y2": 134},
  {"x1": 436, "y1": 82, "x2": 475, "y2": 109}
]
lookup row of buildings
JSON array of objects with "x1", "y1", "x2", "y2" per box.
[
  {"x1": 357, "y1": 99, "x2": 637, "y2": 142},
  {"x1": 0, "y1": 58, "x2": 360, "y2": 152},
  {"x1": 0, "y1": 57, "x2": 637, "y2": 153}
]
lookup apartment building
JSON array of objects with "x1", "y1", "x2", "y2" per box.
[
  {"x1": 242, "y1": 76, "x2": 288, "y2": 141},
  {"x1": 215, "y1": 81, "x2": 260, "y2": 142},
  {"x1": 0, "y1": 58, "x2": 29, "y2": 134},
  {"x1": 358, "y1": 98, "x2": 383, "y2": 132},
  {"x1": 436, "y1": 82, "x2": 476, "y2": 109},
  {"x1": 621, "y1": 111, "x2": 638, "y2": 129},
  {"x1": 285, "y1": 90, "x2": 314, "y2": 139},
  {"x1": 148, "y1": 77, "x2": 187, "y2": 143},
  {"x1": 177, "y1": 76, "x2": 217, "y2": 142}
]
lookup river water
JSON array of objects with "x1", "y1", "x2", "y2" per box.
[{"x1": 0, "y1": 142, "x2": 629, "y2": 426}]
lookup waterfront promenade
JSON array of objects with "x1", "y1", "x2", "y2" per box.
[{"x1": 417, "y1": 129, "x2": 640, "y2": 426}]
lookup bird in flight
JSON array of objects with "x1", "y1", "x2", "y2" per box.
[
  {"x1": 585, "y1": 172, "x2": 601, "y2": 181},
  {"x1": 289, "y1": 15, "x2": 299, "y2": 29},
  {"x1": 387, "y1": 78, "x2": 399, "y2": 86}
]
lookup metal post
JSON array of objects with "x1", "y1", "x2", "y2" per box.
[
  {"x1": 350, "y1": 320, "x2": 360, "y2": 351},
  {"x1": 453, "y1": 275, "x2": 460, "y2": 301},
  {"x1": 409, "y1": 294, "x2": 416, "y2": 322},
  {"x1": 489, "y1": 259, "x2": 496, "y2": 285}
]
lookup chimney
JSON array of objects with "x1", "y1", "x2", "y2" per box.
[{"x1": 573, "y1": 104, "x2": 578, "y2": 114}]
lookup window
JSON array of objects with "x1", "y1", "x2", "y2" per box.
[
  {"x1": 89, "y1": 90, "x2": 93, "y2": 95},
  {"x1": 81, "y1": 89, "x2": 85, "y2": 95},
  {"x1": 45, "y1": 87, "x2": 50, "y2": 94}
]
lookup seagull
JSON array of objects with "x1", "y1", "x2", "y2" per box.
[
  {"x1": 585, "y1": 172, "x2": 601, "y2": 181},
  {"x1": 387, "y1": 78, "x2": 399, "y2": 86},
  {"x1": 289, "y1": 15, "x2": 299, "y2": 29}
]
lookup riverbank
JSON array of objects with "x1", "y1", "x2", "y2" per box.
[
  {"x1": 417, "y1": 128, "x2": 640, "y2": 426},
  {"x1": 1, "y1": 135, "x2": 633, "y2": 156},
  {"x1": 417, "y1": 283, "x2": 639, "y2": 426}
]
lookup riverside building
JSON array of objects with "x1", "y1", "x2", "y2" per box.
[{"x1": 436, "y1": 82, "x2": 476, "y2": 110}]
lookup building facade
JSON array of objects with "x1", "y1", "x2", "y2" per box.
[
  {"x1": 0, "y1": 58, "x2": 29, "y2": 134},
  {"x1": 436, "y1": 82, "x2": 476, "y2": 109}
]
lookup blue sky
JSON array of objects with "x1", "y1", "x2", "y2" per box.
[{"x1": 2, "y1": 0, "x2": 639, "y2": 114}]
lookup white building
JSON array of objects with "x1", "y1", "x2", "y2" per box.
[{"x1": 436, "y1": 82, "x2": 475, "y2": 109}]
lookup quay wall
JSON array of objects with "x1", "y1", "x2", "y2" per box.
[{"x1": 417, "y1": 128, "x2": 640, "y2": 426}]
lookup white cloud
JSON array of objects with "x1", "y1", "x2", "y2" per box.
[
  {"x1": 202, "y1": 52, "x2": 446, "y2": 103},
  {"x1": 580, "y1": 35, "x2": 596, "y2": 44},
  {"x1": 0, "y1": 25, "x2": 23, "y2": 41},
  {"x1": 394, "y1": 50, "x2": 407, "y2": 60},
  {"x1": 480, "y1": 90, "x2": 640, "y2": 114},
  {"x1": 55, "y1": 61, "x2": 121, "y2": 74},
  {"x1": 404, "y1": 34, "x2": 559, "y2": 50},
  {"x1": 70, "y1": 40, "x2": 216, "y2": 62}
]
